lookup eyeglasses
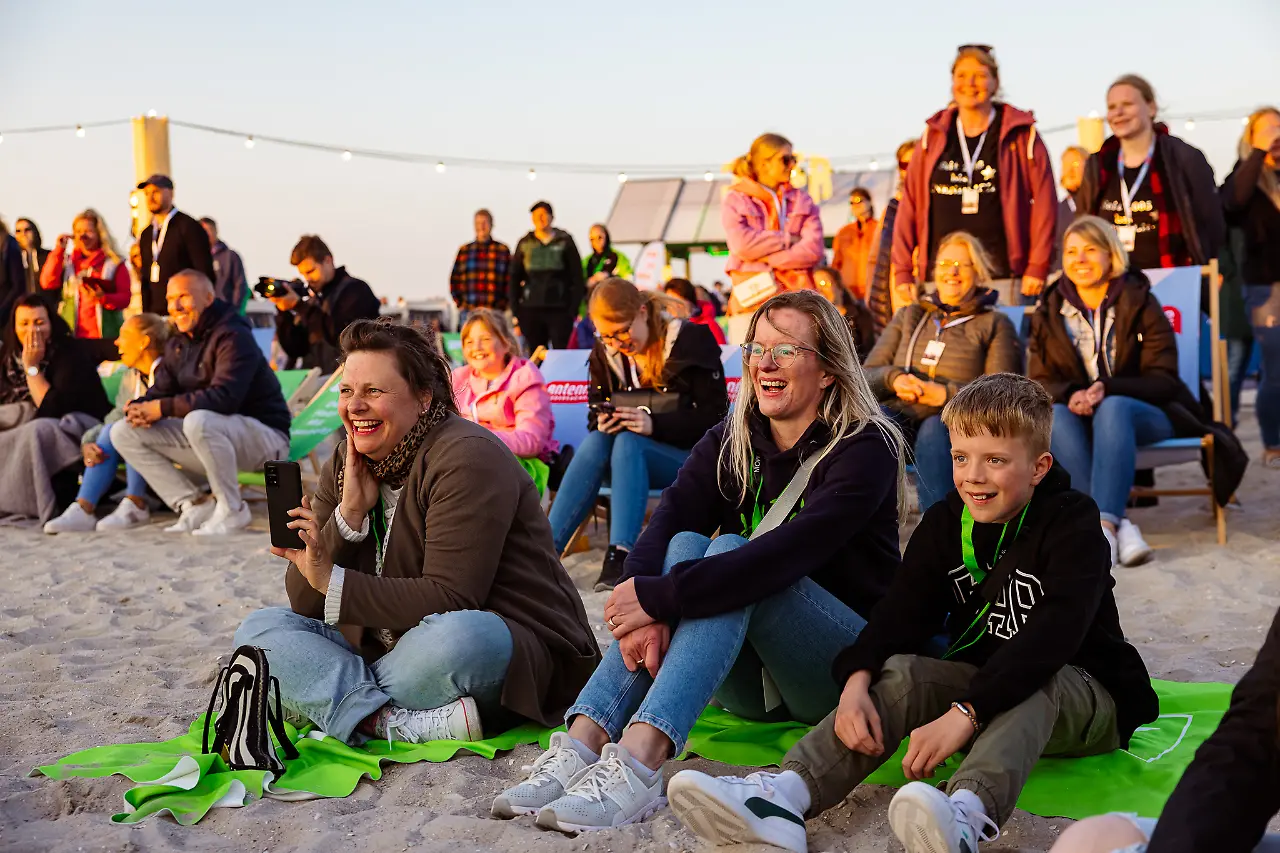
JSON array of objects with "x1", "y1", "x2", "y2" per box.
[
  {"x1": 780, "y1": 154, "x2": 797, "y2": 168},
  {"x1": 595, "y1": 327, "x2": 634, "y2": 346},
  {"x1": 742, "y1": 342, "x2": 820, "y2": 368},
  {"x1": 934, "y1": 260, "x2": 975, "y2": 275},
  {"x1": 958, "y1": 43, "x2": 994, "y2": 54}
]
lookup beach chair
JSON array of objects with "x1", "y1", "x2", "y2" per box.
[
  {"x1": 275, "y1": 367, "x2": 323, "y2": 414},
  {"x1": 239, "y1": 368, "x2": 346, "y2": 496},
  {"x1": 558, "y1": 485, "x2": 666, "y2": 559}
]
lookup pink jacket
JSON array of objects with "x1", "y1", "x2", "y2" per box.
[
  {"x1": 722, "y1": 179, "x2": 825, "y2": 290},
  {"x1": 892, "y1": 103, "x2": 1056, "y2": 284},
  {"x1": 451, "y1": 357, "x2": 558, "y2": 460}
]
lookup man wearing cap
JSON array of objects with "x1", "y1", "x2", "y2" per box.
[
  {"x1": 831, "y1": 186, "x2": 877, "y2": 304},
  {"x1": 509, "y1": 201, "x2": 583, "y2": 350},
  {"x1": 136, "y1": 175, "x2": 215, "y2": 315}
]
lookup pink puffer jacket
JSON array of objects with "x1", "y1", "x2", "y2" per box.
[
  {"x1": 451, "y1": 357, "x2": 558, "y2": 460},
  {"x1": 721, "y1": 178, "x2": 825, "y2": 291}
]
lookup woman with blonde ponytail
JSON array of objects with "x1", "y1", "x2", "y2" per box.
[
  {"x1": 721, "y1": 133, "x2": 825, "y2": 315},
  {"x1": 494, "y1": 290, "x2": 909, "y2": 832},
  {"x1": 1223, "y1": 107, "x2": 1280, "y2": 467},
  {"x1": 546, "y1": 277, "x2": 729, "y2": 590}
]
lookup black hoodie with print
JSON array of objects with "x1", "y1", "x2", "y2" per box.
[{"x1": 832, "y1": 464, "x2": 1158, "y2": 745}]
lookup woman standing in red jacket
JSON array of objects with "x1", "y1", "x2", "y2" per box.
[
  {"x1": 892, "y1": 45, "x2": 1056, "y2": 306},
  {"x1": 39, "y1": 209, "x2": 131, "y2": 340}
]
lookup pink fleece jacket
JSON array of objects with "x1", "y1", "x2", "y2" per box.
[
  {"x1": 451, "y1": 357, "x2": 558, "y2": 460},
  {"x1": 721, "y1": 179, "x2": 825, "y2": 290},
  {"x1": 892, "y1": 103, "x2": 1056, "y2": 284}
]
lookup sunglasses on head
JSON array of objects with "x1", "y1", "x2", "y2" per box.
[{"x1": 958, "y1": 43, "x2": 994, "y2": 54}]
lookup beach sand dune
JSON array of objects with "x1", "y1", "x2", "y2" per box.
[{"x1": 2, "y1": 412, "x2": 1278, "y2": 852}]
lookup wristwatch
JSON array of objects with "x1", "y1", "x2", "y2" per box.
[{"x1": 25, "y1": 365, "x2": 39, "y2": 377}]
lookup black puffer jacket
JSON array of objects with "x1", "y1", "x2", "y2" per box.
[{"x1": 586, "y1": 319, "x2": 727, "y2": 448}]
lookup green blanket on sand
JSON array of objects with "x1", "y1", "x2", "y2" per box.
[{"x1": 32, "y1": 679, "x2": 1228, "y2": 826}]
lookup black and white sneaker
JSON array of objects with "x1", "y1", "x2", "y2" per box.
[
  {"x1": 203, "y1": 645, "x2": 298, "y2": 778},
  {"x1": 594, "y1": 545, "x2": 629, "y2": 592}
]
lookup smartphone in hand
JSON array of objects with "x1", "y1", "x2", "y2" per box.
[{"x1": 264, "y1": 461, "x2": 305, "y2": 550}]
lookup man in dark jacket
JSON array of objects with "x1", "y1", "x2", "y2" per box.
[
  {"x1": 271, "y1": 234, "x2": 379, "y2": 372},
  {"x1": 136, "y1": 175, "x2": 215, "y2": 315},
  {"x1": 510, "y1": 201, "x2": 583, "y2": 350},
  {"x1": 200, "y1": 217, "x2": 249, "y2": 313},
  {"x1": 113, "y1": 270, "x2": 290, "y2": 536}
]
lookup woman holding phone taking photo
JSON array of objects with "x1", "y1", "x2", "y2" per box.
[{"x1": 39, "y1": 209, "x2": 131, "y2": 340}]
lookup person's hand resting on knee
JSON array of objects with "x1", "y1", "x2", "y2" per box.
[
  {"x1": 604, "y1": 578, "x2": 656, "y2": 639},
  {"x1": 619, "y1": 623, "x2": 670, "y2": 679},
  {"x1": 835, "y1": 669, "x2": 885, "y2": 756},
  {"x1": 901, "y1": 704, "x2": 977, "y2": 780}
]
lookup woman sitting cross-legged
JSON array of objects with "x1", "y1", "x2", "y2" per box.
[
  {"x1": 863, "y1": 231, "x2": 1022, "y2": 511},
  {"x1": 44, "y1": 313, "x2": 170, "y2": 533},
  {"x1": 451, "y1": 308, "x2": 558, "y2": 495},
  {"x1": 234, "y1": 319, "x2": 600, "y2": 746},
  {"x1": 547, "y1": 277, "x2": 729, "y2": 590},
  {"x1": 491, "y1": 290, "x2": 910, "y2": 832},
  {"x1": 1029, "y1": 215, "x2": 1201, "y2": 568}
]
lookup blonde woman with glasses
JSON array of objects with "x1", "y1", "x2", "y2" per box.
[
  {"x1": 491, "y1": 290, "x2": 910, "y2": 833},
  {"x1": 864, "y1": 231, "x2": 1022, "y2": 511}
]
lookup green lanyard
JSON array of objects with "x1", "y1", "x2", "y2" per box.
[
  {"x1": 944, "y1": 502, "x2": 1031, "y2": 659},
  {"x1": 370, "y1": 497, "x2": 389, "y2": 575}
]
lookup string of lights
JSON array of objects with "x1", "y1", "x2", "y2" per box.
[{"x1": 0, "y1": 110, "x2": 1258, "y2": 180}]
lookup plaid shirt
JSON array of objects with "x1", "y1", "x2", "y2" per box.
[{"x1": 450, "y1": 239, "x2": 511, "y2": 310}]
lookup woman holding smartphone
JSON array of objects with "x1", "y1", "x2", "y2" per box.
[
  {"x1": 547, "y1": 278, "x2": 728, "y2": 591},
  {"x1": 39, "y1": 209, "x2": 131, "y2": 340}
]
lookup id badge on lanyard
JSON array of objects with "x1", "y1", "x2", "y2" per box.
[
  {"x1": 1116, "y1": 143, "x2": 1154, "y2": 253},
  {"x1": 957, "y1": 117, "x2": 990, "y2": 216},
  {"x1": 921, "y1": 339, "x2": 947, "y2": 367},
  {"x1": 150, "y1": 212, "x2": 172, "y2": 284}
]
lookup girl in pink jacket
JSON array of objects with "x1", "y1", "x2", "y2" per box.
[
  {"x1": 721, "y1": 133, "x2": 825, "y2": 311},
  {"x1": 452, "y1": 310, "x2": 558, "y2": 493}
]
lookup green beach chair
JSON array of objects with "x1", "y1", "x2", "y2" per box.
[{"x1": 239, "y1": 368, "x2": 345, "y2": 493}]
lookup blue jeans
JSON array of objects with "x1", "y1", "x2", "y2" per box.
[
  {"x1": 886, "y1": 409, "x2": 953, "y2": 512},
  {"x1": 78, "y1": 421, "x2": 147, "y2": 506},
  {"x1": 566, "y1": 532, "x2": 868, "y2": 754},
  {"x1": 1226, "y1": 336, "x2": 1254, "y2": 428},
  {"x1": 1246, "y1": 284, "x2": 1280, "y2": 448},
  {"x1": 234, "y1": 606, "x2": 514, "y2": 744},
  {"x1": 547, "y1": 429, "x2": 690, "y2": 553},
  {"x1": 1050, "y1": 397, "x2": 1174, "y2": 525}
]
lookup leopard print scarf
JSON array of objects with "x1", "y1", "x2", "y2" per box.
[{"x1": 337, "y1": 399, "x2": 449, "y2": 499}]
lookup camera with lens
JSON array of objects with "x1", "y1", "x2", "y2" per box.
[{"x1": 254, "y1": 276, "x2": 308, "y2": 300}]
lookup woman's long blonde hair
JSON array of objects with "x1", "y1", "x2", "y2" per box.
[
  {"x1": 1063, "y1": 215, "x2": 1130, "y2": 280},
  {"x1": 730, "y1": 133, "x2": 792, "y2": 182},
  {"x1": 935, "y1": 231, "x2": 995, "y2": 285},
  {"x1": 589, "y1": 277, "x2": 681, "y2": 387},
  {"x1": 719, "y1": 290, "x2": 910, "y2": 516},
  {"x1": 73, "y1": 208, "x2": 122, "y2": 264},
  {"x1": 1241, "y1": 107, "x2": 1280, "y2": 211}
]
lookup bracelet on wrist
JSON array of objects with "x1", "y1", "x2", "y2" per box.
[{"x1": 951, "y1": 701, "x2": 983, "y2": 733}]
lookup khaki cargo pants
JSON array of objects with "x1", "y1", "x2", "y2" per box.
[{"x1": 782, "y1": 654, "x2": 1121, "y2": 826}]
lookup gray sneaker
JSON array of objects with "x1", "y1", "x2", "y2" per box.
[
  {"x1": 492, "y1": 732, "x2": 593, "y2": 818},
  {"x1": 534, "y1": 743, "x2": 665, "y2": 832}
]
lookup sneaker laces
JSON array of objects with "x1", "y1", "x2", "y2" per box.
[
  {"x1": 520, "y1": 744, "x2": 582, "y2": 788},
  {"x1": 563, "y1": 754, "x2": 632, "y2": 804},
  {"x1": 953, "y1": 798, "x2": 1001, "y2": 844},
  {"x1": 381, "y1": 705, "x2": 449, "y2": 748}
]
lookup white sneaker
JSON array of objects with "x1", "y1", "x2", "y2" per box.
[
  {"x1": 165, "y1": 499, "x2": 217, "y2": 533},
  {"x1": 193, "y1": 500, "x2": 253, "y2": 536},
  {"x1": 534, "y1": 743, "x2": 665, "y2": 832},
  {"x1": 374, "y1": 697, "x2": 483, "y2": 744},
  {"x1": 1102, "y1": 524, "x2": 1119, "y2": 569},
  {"x1": 492, "y1": 732, "x2": 594, "y2": 818},
  {"x1": 1117, "y1": 518, "x2": 1153, "y2": 567},
  {"x1": 96, "y1": 499, "x2": 151, "y2": 531},
  {"x1": 888, "y1": 782, "x2": 999, "y2": 853},
  {"x1": 668, "y1": 769, "x2": 809, "y2": 853},
  {"x1": 44, "y1": 502, "x2": 98, "y2": 534}
]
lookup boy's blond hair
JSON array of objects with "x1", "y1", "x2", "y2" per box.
[{"x1": 941, "y1": 373, "x2": 1053, "y2": 455}]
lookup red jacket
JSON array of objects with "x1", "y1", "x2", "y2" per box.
[
  {"x1": 893, "y1": 103, "x2": 1056, "y2": 284},
  {"x1": 40, "y1": 248, "x2": 131, "y2": 338}
]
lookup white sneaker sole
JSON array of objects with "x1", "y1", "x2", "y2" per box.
[
  {"x1": 669, "y1": 776, "x2": 806, "y2": 851},
  {"x1": 533, "y1": 796, "x2": 666, "y2": 834},
  {"x1": 888, "y1": 788, "x2": 958, "y2": 853},
  {"x1": 1119, "y1": 544, "x2": 1153, "y2": 567},
  {"x1": 490, "y1": 795, "x2": 542, "y2": 819}
]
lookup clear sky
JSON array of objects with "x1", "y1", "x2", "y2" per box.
[{"x1": 3, "y1": 0, "x2": 1278, "y2": 302}]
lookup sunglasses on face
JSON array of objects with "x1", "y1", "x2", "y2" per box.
[{"x1": 780, "y1": 154, "x2": 797, "y2": 168}]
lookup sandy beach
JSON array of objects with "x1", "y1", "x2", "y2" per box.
[{"x1": 3, "y1": 403, "x2": 1279, "y2": 853}]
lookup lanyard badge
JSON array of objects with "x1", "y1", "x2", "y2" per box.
[
  {"x1": 957, "y1": 116, "x2": 991, "y2": 215},
  {"x1": 1115, "y1": 142, "x2": 1155, "y2": 251}
]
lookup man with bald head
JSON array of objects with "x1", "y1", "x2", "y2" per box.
[{"x1": 113, "y1": 270, "x2": 290, "y2": 535}]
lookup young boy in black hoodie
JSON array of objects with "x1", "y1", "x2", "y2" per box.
[{"x1": 667, "y1": 373, "x2": 1159, "y2": 853}]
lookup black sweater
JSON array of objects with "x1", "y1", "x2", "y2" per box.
[
  {"x1": 141, "y1": 299, "x2": 291, "y2": 436},
  {"x1": 1146, "y1": 607, "x2": 1280, "y2": 853},
  {"x1": 1221, "y1": 148, "x2": 1280, "y2": 285},
  {"x1": 0, "y1": 336, "x2": 112, "y2": 422},
  {"x1": 832, "y1": 465, "x2": 1158, "y2": 745},
  {"x1": 586, "y1": 320, "x2": 728, "y2": 449},
  {"x1": 274, "y1": 267, "x2": 380, "y2": 373},
  {"x1": 627, "y1": 413, "x2": 902, "y2": 624}
]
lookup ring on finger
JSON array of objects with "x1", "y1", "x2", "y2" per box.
[
  {"x1": 607, "y1": 617, "x2": 617, "y2": 629},
  {"x1": 634, "y1": 658, "x2": 644, "y2": 666}
]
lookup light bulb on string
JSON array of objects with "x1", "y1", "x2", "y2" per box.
[
  {"x1": 528, "y1": 168, "x2": 537, "y2": 181},
  {"x1": 1184, "y1": 118, "x2": 1196, "y2": 131},
  {"x1": 75, "y1": 125, "x2": 85, "y2": 138},
  {"x1": 0, "y1": 133, "x2": 5, "y2": 145},
  {"x1": 617, "y1": 172, "x2": 627, "y2": 183},
  {"x1": 869, "y1": 158, "x2": 879, "y2": 171},
  {"x1": 703, "y1": 171, "x2": 714, "y2": 182},
  {"x1": 244, "y1": 136, "x2": 255, "y2": 149},
  {"x1": 147, "y1": 109, "x2": 157, "y2": 118},
  {"x1": 435, "y1": 162, "x2": 445, "y2": 173},
  {"x1": 1242, "y1": 116, "x2": 1251, "y2": 126},
  {"x1": 341, "y1": 150, "x2": 353, "y2": 161}
]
